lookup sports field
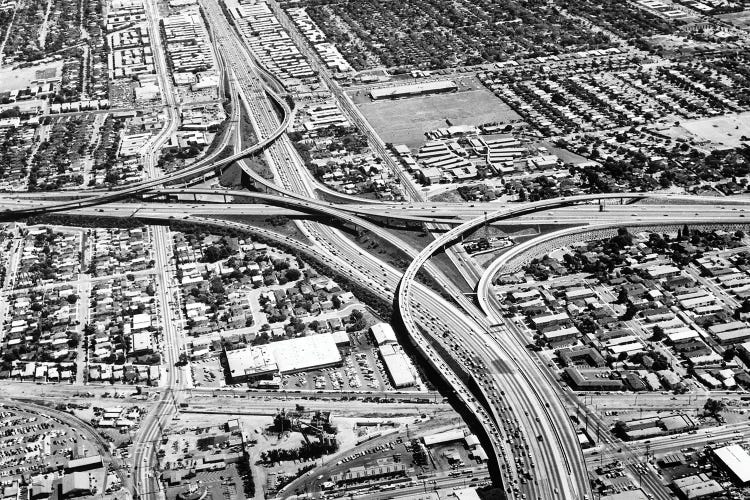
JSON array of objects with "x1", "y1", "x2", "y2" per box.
[{"x1": 357, "y1": 88, "x2": 521, "y2": 150}]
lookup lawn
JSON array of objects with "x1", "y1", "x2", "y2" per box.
[{"x1": 357, "y1": 87, "x2": 521, "y2": 150}]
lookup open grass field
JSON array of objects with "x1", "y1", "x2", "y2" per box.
[
  {"x1": 357, "y1": 88, "x2": 521, "y2": 150},
  {"x1": 681, "y1": 112, "x2": 750, "y2": 148},
  {"x1": 0, "y1": 61, "x2": 63, "y2": 92}
]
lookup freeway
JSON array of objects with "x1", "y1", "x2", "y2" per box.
[
  {"x1": 476, "y1": 219, "x2": 750, "y2": 320},
  {"x1": 8, "y1": 177, "x2": 750, "y2": 500},
  {"x1": 0, "y1": 64, "x2": 291, "y2": 219},
  {"x1": 8, "y1": 143, "x2": 750, "y2": 500},
  {"x1": 394, "y1": 194, "x2": 732, "y2": 498},
  {"x1": 472, "y1": 221, "x2": 750, "y2": 499},
  {"x1": 474, "y1": 225, "x2": 674, "y2": 499},
  {"x1": 3, "y1": 0, "x2": 750, "y2": 497},
  {"x1": 6, "y1": 188, "x2": 750, "y2": 226},
  {"x1": 14, "y1": 189, "x2": 749, "y2": 500},
  {"x1": 390, "y1": 192, "x2": 750, "y2": 499},
  {"x1": 193, "y1": 3, "x2": 535, "y2": 498}
]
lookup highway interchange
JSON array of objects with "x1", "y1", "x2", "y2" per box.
[{"x1": 3, "y1": 2, "x2": 750, "y2": 500}]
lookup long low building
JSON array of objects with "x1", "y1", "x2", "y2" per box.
[
  {"x1": 369, "y1": 80, "x2": 457, "y2": 100},
  {"x1": 226, "y1": 333, "x2": 342, "y2": 382},
  {"x1": 716, "y1": 328, "x2": 750, "y2": 344},
  {"x1": 422, "y1": 428, "x2": 466, "y2": 446}
]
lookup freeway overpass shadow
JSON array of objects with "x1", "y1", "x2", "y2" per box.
[{"x1": 391, "y1": 305, "x2": 507, "y2": 498}]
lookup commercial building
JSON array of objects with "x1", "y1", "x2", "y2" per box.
[
  {"x1": 563, "y1": 367, "x2": 624, "y2": 391},
  {"x1": 226, "y1": 333, "x2": 342, "y2": 382},
  {"x1": 130, "y1": 331, "x2": 153, "y2": 355},
  {"x1": 714, "y1": 444, "x2": 750, "y2": 484},
  {"x1": 370, "y1": 323, "x2": 398, "y2": 345},
  {"x1": 531, "y1": 312, "x2": 570, "y2": 330},
  {"x1": 61, "y1": 472, "x2": 96, "y2": 498},
  {"x1": 226, "y1": 345, "x2": 277, "y2": 381},
  {"x1": 378, "y1": 343, "x2": 415, "y2": 388},
  {"x1": 452, "y1": 488, "x2": 482, "y2": 500}
]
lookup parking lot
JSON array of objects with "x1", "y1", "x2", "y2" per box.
[
  {"x1": 191, "y1": 356, "x2": 225, "y2": 388},
  {"x1": 0, "y1": 404, "x2": 100, "y2": 483}
]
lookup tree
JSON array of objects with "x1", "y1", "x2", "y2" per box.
[
  {"x1": 176, "y1": 353, "x2": 188, "y2": 366},
  {"x1": 650, "y1": 325, "x2": 665, "y2": 342},
  {"x1": 285, "y1": 268, "x2": 301, "y2": 281},
  {"x1": 66, "y1": 294, "x2": 79, "y2": 304},
  {"x1": 704, "y1": 398, "x2": 725, "y2": 418},
  {"x1": 612, "y1": 420, "x2": 627, "y2": 439},
  {"x1": 210, "y1": 277, "x2": 225, "y2": 294},
  {"x1": 67, "y1": 332, "x2": 80, "y2": 348},
  {"x1": 722, "y1": 347, "x2": 737, "y2": 362}
]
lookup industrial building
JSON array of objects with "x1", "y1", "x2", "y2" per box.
[
  {"x1": 369, "y1": 323, "x2": 416, "y2": 388},
  {"x1": 422, "y1": 428, "x2": 467, "y2": 446},
  {"x1": 378, "y1": 343, "x2": 416, "y2": 388},
  {"x1": 714, "y1": 444, "x2": 750, "y2": 484},
  {"x1": 225, "y1": 333, "x2": 342, "y2": 382},
  {"x1": 369, "y1": 80, "x2": 457, "y2": 100},
  {"x1": 672, "y1": 474, "x2": 724, "y2": 499}
]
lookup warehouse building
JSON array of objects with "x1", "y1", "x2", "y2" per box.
[
  {"x1": 672, "y1": 474, "x2": 723, "y2": 499},
  {"x1": 379, "y1": 343, "x2": 416, "y2": 388},
  {"x1": 714, "y1": 444, "x2": 750, "y2": 484},
  {"x1": 369, "y1": 80, "x2": 457, "y2": 100},
  {"x1": 423, "y1": 428, "x2": 467, "y2": 446},
  {"x1": 225, "y1": 333, "x2": 342, "y2": 382}
]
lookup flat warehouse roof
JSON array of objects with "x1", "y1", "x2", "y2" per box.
[
  {"x1": 714, "y1": 444, "x2": 750, "y2": 483},
  {"x1": 226, "y1": 333, "x2": 342, "y2": 378},
  {"x1": 274, "y1": 333, "x2": 341, "y2": 373},
  {"x1": 423, "y1": 428, "x2": 465, "y2": 446},
  {"x1": 379, "y1": 344, "x2": 415, "y2": 388}
]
